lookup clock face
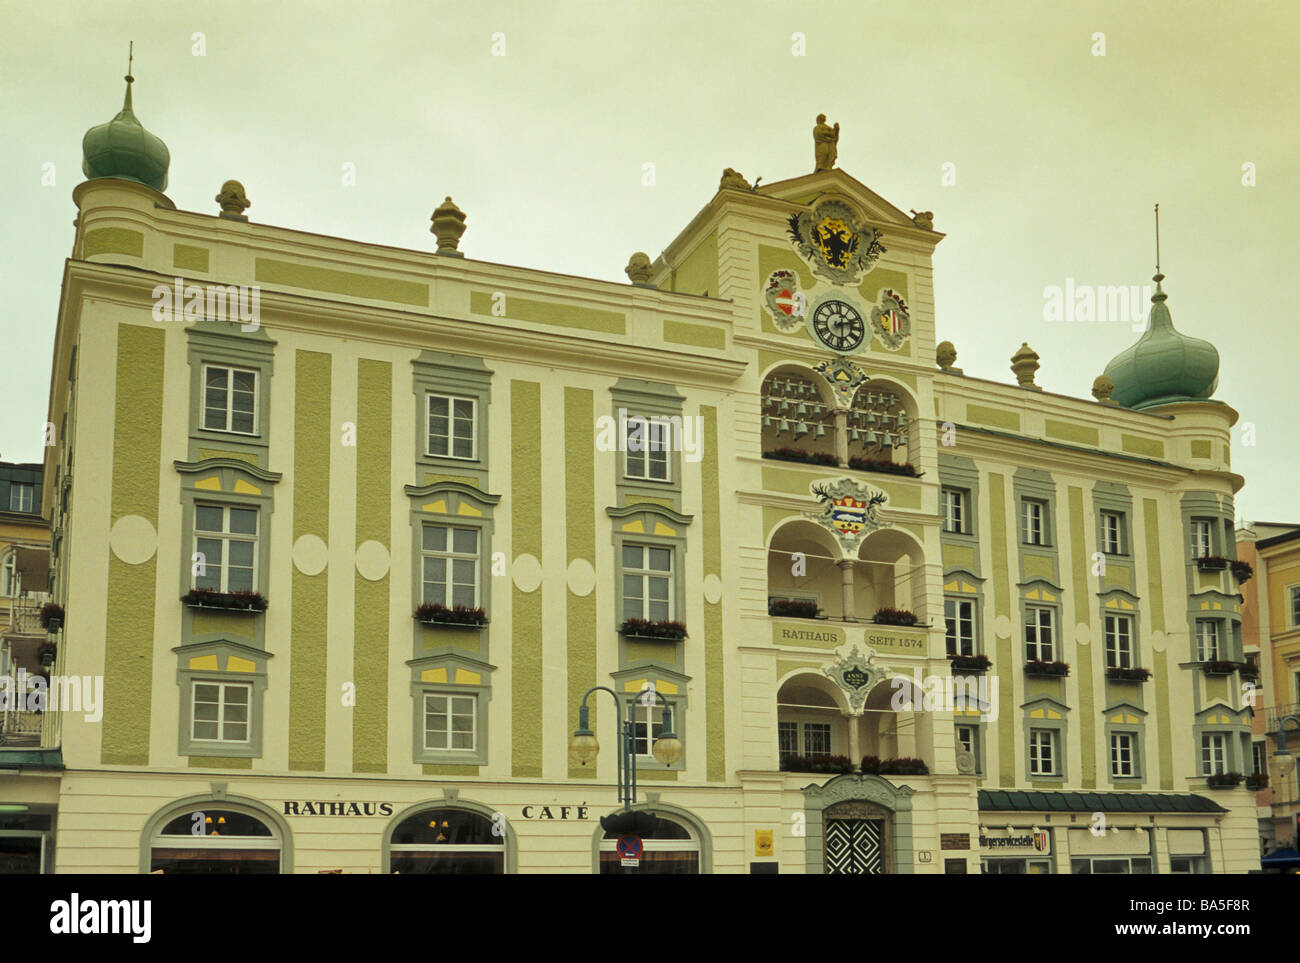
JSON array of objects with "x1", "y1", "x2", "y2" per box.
[{"x1": 811, "y1": 300, "x2": 866, "y2": 353}]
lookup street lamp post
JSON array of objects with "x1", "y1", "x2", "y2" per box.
[
  {"x1": 568, "y1": 685, "x2": 683, "y2": 811},
  {"x1": 1273, "y1": 714, "x2": 1300, "y2": 848}
]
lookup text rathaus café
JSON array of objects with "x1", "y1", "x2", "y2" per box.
[{"x1": 1, "y1": 72, "x2": 1261, "y2": 874}]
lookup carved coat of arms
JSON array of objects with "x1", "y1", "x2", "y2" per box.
[
  {"x1": 763, "y1": 269, "x2": 806, "y2": 332},
  {"x1": 806, "y1": 477, "x2": 889, "y2": 552},
  {"x1": 787, "y1": 200, "x2": 885, "y2": 285},
  {"x1": 822, "y1": 644, "x2": 890, "y2": 715},
  {"x1": 870, "y1": 288, "x2": 911, "y2": 351}
]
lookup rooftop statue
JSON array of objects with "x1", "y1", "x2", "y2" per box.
[{"x1": 814, "y1": 114, "x2": 839, "y2": 172}]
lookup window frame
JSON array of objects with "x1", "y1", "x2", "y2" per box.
[
  {"x1": 1024, "y1": 605, "x2": 1056, "y2": 662},
  {"x1": 1022, "y1": 498, "x2": 1047, "y2": 546},
  {"x1": 1195, "y1": 619, "x2": 1221, "y2": 661},
  {"x1": 8, "y1": 482, "x2": 35, "y2": 513},
  {"x1": 623, "y1": 415, "x2": 672, "y2": 483},
  {"x1": 192, "y1": 502, "x2": 260, "y2": 594},
  {"x1": 420, "y1": 522, "x2": 481, "y2": 609},
  {"x1": 945, "y1": 596, "x2": 977, "y2": 656},
  {"x1": 941, "y1": 487, "x2": 967, "y2": 535},
  {"x1": 1104, "y1": 613, "x2": 1133, "y2": 669},
  {"x1": 1289, "y1": 585, "x2": 1300, "y2": 629},
  {"x1": 190, "y1": 679, "x2": 254, "y2": 745},
  {"x1": 1028, "y1": 728, "x2": 1058, "y2": 776},
  {"x1": 1200, "y1": 732, "x2": 1227, "y2": 776},
  {"x1": 1110, "y1": 731, "x2": 1136, "y2": 778},
  {"x1": 201, "y1": 362, "x2": 260, "y2": 436},
  {"x1": 621, "y1": 542, "x2": 675, "y2": 624},
  {"x1": 1100, "y1": 510, "x2": 1126, "y2": 556},
  {"x1": 425, "y1": 392, "x2": 478, "y2": 461},
  {"x1": 1190, "y1": 518, "x2": 1214, "y2": 559},
  {"x1": 422, "y1": 691, "x2": 479, "y2": 754}
]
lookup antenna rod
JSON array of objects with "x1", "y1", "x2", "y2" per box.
[
  {"x1": 1154, "y1": 203, "x2": 1160, "y2": 274},
  {"x1": 127, "y1": 40, "x2": 134, "y2": 81}
]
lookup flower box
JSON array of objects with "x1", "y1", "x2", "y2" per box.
[
  {"x1": 860, "y1": 755, "x2": 930, "y2": 776},
  {"x1": 1230, "y1": 560, "x2": 1254, "y2": 584},
  {"x1": 181, "y1": 589, "x2": 268, "y2": 612},
  {"x1": 768, "y1": 599, "x2": 821, "y2": 619},
  {"x1": 1205, "y1": 771, "x2": 1243, "y2": 789},
  {"x1": 37, "y1": 642, "x2": 57, "y2": 667},
  {"x1": 414, "y1": 603, "x2": 487, "y2": 627},
  {"x1": 948, "y1": 653, "x2": 991, "y2": 674},
  {"x1": 872, "y1": 607, "x2": 918, "y2": 626},
  {"x1": 1201, "y1": 660, "x2": 1239, "y2": 677},
  {"x1": 1194, "y1": 556, "x2": 1230, "y2": 572},
  {"x1": 1105, "y1": 666, "x2": 1152, "y2": 683},
  {"x1": 39, "y1": 603, "x2": 65, "y2": 630},
  {"x1": 847, "y1": 456, "x2": 921, "y2": 478},
  {"x1": 1246, "y1": 773, "x2": 1269, "y2": 790},
  {"x1": 762, "y1": 448, "x2": 840, "y2": 467},
  {"x1": 619, "y1": 618, "x2": 688, "y2": 641},
  {"x1": 1024, "y1": 659, "x2": 1070, "y2": 678},
  {"x1": 780, "y1": 754, "x2": 855, "y2": 774}
]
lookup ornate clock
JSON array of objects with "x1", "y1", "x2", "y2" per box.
[{"x1": 811, "y1": 300, "x2": 866, "y2": 353}]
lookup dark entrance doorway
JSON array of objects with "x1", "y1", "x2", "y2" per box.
[{"x1": 825, "y1": 816, "x2": 884, "y2": 874}]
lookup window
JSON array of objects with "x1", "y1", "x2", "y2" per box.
[
  {"x1": 956, "y1": 725, "x2": 975, "y2": 755},
  {"x1": 945, "y1": 598, "x2": 976, "y2": 656},
  {"x1": 0, "y1": 552, "x2": 15, "y2": 597},
  {"x1": 202, "y1": 364, "x2": 257, "y2": 434},
  {"x1": 1200, "y1": 733, "x2": 1227, "y2": 776},
  {"x1": 632, "y1": 701, "x2": 665, "y2": 758},
  {"x1": 1022, "y1": 499, "x2": 1046, "y2": 545},
  {"x1": 1104, "y1": 614, "x2": 1133, "y2": 668},
  {"x1": 803, "y1": 722, "x2": 831, "y2": 756},
  {"x1": 622, "y1": 544, "x2": 672, "y2": 622},
  {"x1": 1110, "y1": 732, "x2": 1136, "y2": 777},
  {"x1": 151, "y1": 806, "x2": 281, "y2": 874},
  {"x1": 426, "y1": 393, "x2": 476, "y2": 460},
  {"x1": 599, "y1": 814, "x2": 700, "y2": 874},
  {"x1": 424, "y1": 693, "x2": 476, "y2": 752},
  {"x1": 1252, "y1": 741, "x2": 1267, "y2": 777},
  {"x1": 191, "y1": 681, "x2": 251, "y2": 743},
  {"x1": 389, "y1": 809, "x2": 505, "y2": 874},
  {"x1": 1028, "y1": 729, "x2": 1057, "y2": 776},
  {"x1": 941, "y1": 488, "x2": 966, "y2": 534},
  {"x1": 1071, "y1": 857, "x2": 1151, "y2": 874},
  {"x1": 1024, "y1": 606, "x2": 1055, "y2": 662},
  {"x1": 1190, "y1": 519, "x2": 1213, "y2": 559},
  {"x1": 421, "y1": 524, "x2": 479, "y2": 608},
  {"x1": 983, "y1": 859, "x2": 1052, "y2": 875},
  {"x1": 625, "y1": 416, "x2": 670, "y2": 482},
  {"x1": 778, "y1": 721, "x2": 798, "y2": 762},
  {"x1": 8, "y1": 483, "x2": 34, "y2": 513},
  {"x1": 1290, "y1": 586, "x2": 1300, "y2": 628},
  {"x1": 193, "y1": 504, "x2": 258, "y2": 593},
  {"x1": 1195, "y1": 620, "x2": 1220, "y2": 661},
  {"x1": 1101, "y1": 511, "x2": 1125, "y2": 555},
  {"x1": 1169, "y1": 856, "x2": 1207, "y2": 873}
]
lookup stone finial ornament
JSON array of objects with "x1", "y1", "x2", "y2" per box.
[
  {"x1": 1010, "y1": 342, "x2": 1042, "y2": 389},
  {"x1": 215, "y1": 180, "x2": 250, "y2": 220},
  {"x1": 431, "y1": 196, "x2": 467, "y2": 256},
  {"x1": 1092, "y1": 374, "x2": 1118, "y2": 404},
  {"x1": 936, "y1": 340, "x2": 962, "y2": 374},
  {"x1": 625, "y1": 252, "x2": 655, "y2": 287},
  {"x1": 719, "y1": 168, "x2": 751, "y2": 191},
  {"x1": 909, "y1": 209, "x2": 934, "y2": 230},
  {"x1": 813, "y1": 113, "x2": 839, "y2": 172}
]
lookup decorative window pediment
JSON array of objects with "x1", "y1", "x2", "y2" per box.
[
  {"x1": 611, "y1": 662, "x2": 691, "y2": 699},
  {"x1": 173, "y1": 638, "x2": 272, "y2": 675},
  {"x1": 405, "y1": 480, "x2": 501, "y2": 517},
  {"x1": 175, "y1": 457, "x2": 282, "y2": 494},
  {"x1": 1104, "y1": 701, "x2": 1147, "y2": 722},
  {"x1": 1021, "y1": 696, "x2": 1070, "y2": 720},
  {"x1": 407, "y1": 649, "x2": 496, "y2": 688},
  {"x1": 606, "y1": 502, "x2": 694, "y2": 537},
  {"x1": 1018, "y1": 579, "x2": 1064, "y2": 599},
  {"x1": 942, "y1": 570, "x2": 984, "y2": 595}
]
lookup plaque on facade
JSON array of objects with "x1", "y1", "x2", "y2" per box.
[
  {"x1": 806, "y1": 477, "x2": 889, "y2": 553},
  {"x1": 822, "y1": 643, "x2": 889, "y2": 715},
  {"x1": 940, "y1": 833, "x2": 970, "y2": 851}
]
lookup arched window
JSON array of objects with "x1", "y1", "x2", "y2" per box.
[
  {"x1": 388, "y1": 808, "x2": 504, "y2": 874},
  {"x1": 598, "y1": 813, "x2": 700, "y2": 874},
  {"x1": 148, "y1": 805, "x2": 281, "y2": 874}
]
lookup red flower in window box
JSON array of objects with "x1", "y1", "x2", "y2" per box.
[
  {"x1": 619, "y1": 618, "x2": 688, "y2": 640},
  {"x1": 181, "y1": 589, "x2": 268, "y2": 612},
  {"x1": 414, "y1": 603, "x2": 487, "y2": 626}
]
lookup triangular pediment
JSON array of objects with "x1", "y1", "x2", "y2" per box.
[{"x1": 756, "y1": 169, "x2": 936, "y2": 234}]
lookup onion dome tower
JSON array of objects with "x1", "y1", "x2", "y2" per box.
[
  {"x1": 81, "y1": 45, "x2": 170, "y2": 193},
  {"x1": 1102, "y1": 206, "x2": 1219, "y2": 410}
]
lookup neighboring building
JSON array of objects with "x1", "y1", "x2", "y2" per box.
[
  {"x1": 9, "y1": 74, "x2": 1264, "y2": 873},
  {"x1": 1242, "y1": 523, "x2": 1300, "y2": 858},
  {"x1": 0, "y1": 461, "x2": 57, "y2": 873}
]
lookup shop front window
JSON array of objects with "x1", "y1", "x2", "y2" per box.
[
  {"x1": 388, "y1": 808, "x2": 504, "y2": 874},
  {"x1": 599, "y1": 814, "x2": 700, "y2": 874},
  {"x1": 149, "y1": 806, "x2": 281, "y2": 874}
]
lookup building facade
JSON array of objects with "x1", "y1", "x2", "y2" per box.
[
  {"x1": 1239, "y1": 523, "x2": 1300, "y2": 862},
  {"x1": 5, "y1": 81, "x2": 1264, "y2": 872}
]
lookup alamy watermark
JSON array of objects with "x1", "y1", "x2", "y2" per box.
[
  {"x1": 151, "y1": 278, "x2": 260, "y2": 331},
  {"x1": 594, "y1": 407, "x2": 704, "y2": 463},
  {"x1": 1043, "y1": 278, "x2": 1154, "y2": 331},
  {"x1": 0, "y1": 670, "x2": 103, "y2": 722},
  {"x1": 890, "y1": 670, "x2": 999, "y2": 722}
]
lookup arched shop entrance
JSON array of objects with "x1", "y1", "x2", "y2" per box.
[
  {"x1": 594, "y1": 805, "x2": 711, "y2": 874},
  {"x1": 802, "y1": 773, "x2": 915, "y2": 874},
  {"x1": 143, "y1": 796, "x2": 289, "y2": 874},
  {"x1": 383, "y1": 800, "x2": 513, "y2": 873}
]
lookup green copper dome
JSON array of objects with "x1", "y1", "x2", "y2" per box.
[
  {"x1": 1102, "y1": 273, "x2": 1219, "y2": 409},
  {"x1": 81, "y1": 75, "x2": 170, "y2": 192}
]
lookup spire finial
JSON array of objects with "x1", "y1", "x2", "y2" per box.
[
  {"x1": 126, "y1": 40, "x2": 134, "y2": 84},
  {"x1": 1154, "y1": 202, "x2": 1160, "y2": 275}
]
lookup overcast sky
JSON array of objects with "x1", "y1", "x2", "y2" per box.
[{"x1": 1, "y1": 0, "x2": 1295, "y2": 521}]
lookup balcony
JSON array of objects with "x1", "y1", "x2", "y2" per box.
[
  {"x1": 0, "y1": 710, "x2": 42, "y2": 748},
  {"x1": 0, "y1": 594, "x2": 51, "y2": 637},
  {"x1": 1267, "y1": 703, "x2": 1300, "y2": 732}
]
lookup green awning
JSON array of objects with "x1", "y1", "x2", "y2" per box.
[
  {"x1": 978, "y1": 789, "x2": 1226, "y2": 814},
  {"x1": 0, "y1": 749, "x2": 63, "y2": 771}
]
